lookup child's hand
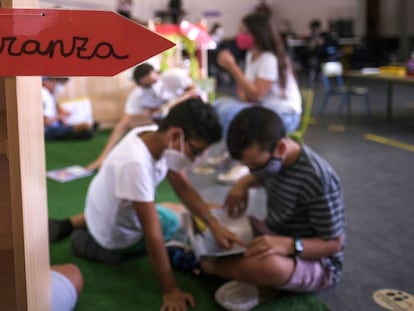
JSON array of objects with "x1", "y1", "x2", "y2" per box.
[
  {"x1": 161, "y1": 288, "x2": 195, "y2": 311},
  {"x1": 217, "y1": 49, "x2": 237, "y2": 71},
  {"x1": 209, "y1": 221, "x2": 245, "y2": 250},
  {"x1": 223, "y1": 181, "x2": 249, "y2": 218}
]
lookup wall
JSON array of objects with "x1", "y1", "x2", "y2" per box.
[
  {"x1": 268, "y1": 0, "x2": 363, "y2": 37},
  {"x1": 380, "y1": 0, "x2": 399, "y2": 36},
  {"x1": 39, "y1": 0, "x2": 414, "y2": 38},
  {"x1": 39, "y1": 0, "x2": 366, "y2": 37}
]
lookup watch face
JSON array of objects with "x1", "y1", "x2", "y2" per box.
[{"x1": 295, "y1": 238, "x2": 304, "y2": 254}]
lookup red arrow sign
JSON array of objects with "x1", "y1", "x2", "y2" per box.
[{"x1": 0, "y1": 9, "x2": 175, "y2": 76}]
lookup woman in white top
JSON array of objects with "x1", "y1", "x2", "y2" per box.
[{"x1": 215, "y1": 13, "x2": 302, "y2": 136}]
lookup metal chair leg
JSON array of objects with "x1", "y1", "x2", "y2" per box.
[
  {"x1": 319, "y1": 94, "x2": 330, "y2": 115},
  {"x1": 338, "y1": 93, "x2": 351, "y2": 115},
  {"x1": 364, "y1": 93, "x2": 371, "y2": 115}
]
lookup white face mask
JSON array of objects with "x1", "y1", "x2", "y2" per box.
[
  {"x1": 54, "y1": 83, "x2": 66, "y2": 95},
  {"x1": 163, "y1": 133, "x2": 193, "y2": 172}
]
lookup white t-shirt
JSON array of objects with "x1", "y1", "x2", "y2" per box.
[
  {"x1": 42, "y1": 87, "x2": 60, "y2": 127},
  {"x1": 124, "y1": 68, "x2": 193, "y2": 115},
  {"x1": 244, "y1": 51, "x2": 302, "y2": 114},
  {"x1": 85, "y1": 125, "x2": 168, "y2": 249}
]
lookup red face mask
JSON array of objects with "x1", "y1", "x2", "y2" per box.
[{"x1": 236, "y1": 32, "x2": 255, "y2": 50}]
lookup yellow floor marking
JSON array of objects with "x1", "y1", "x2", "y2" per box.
[
  {"x1": 364, "y1": 133, "x2": 414, "y2": 153},
  {"x1": 328, "y1": 124, "x2": 347, "y2": 132}
]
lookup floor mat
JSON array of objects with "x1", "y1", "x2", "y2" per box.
[{"x1": 47, "y1": 130, "x2": 332, "y2": 311}]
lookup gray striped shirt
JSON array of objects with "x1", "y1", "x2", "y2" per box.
[{"x1": 263, "y1": 145, "x2": 345, "y2": 281}]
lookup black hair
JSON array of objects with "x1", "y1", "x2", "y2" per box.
[
  {"x1": 209, "y1": 22, "x2": 222, "y2": 34},
  {"x1": 158, "y1": 97, "x2": 222, "y2": 144},
  {"x1": 226, "y1": 106, "x2": 286, "y2": 159},
  {"x1": 43, "y1": 77, "x2": 69, "y2": 82},
  {"x1": 132, "y1": 63, "x2": 154, "y2": 85},
  {"x1": 309, "y1": 19, "x2": 322, "y2": 31}
]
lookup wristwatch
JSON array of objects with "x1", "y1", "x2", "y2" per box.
[{"x1": 292, "y1": 237, "x2": 304, "y2": 256}]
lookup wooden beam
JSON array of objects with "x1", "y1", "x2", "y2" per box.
[{"x1": 1, "y1": 0, "x2": 50, "y2": 311}]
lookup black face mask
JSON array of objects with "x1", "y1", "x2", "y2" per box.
[{"x1": 250, "y1": 157, "x2": 282, "y2": 180}]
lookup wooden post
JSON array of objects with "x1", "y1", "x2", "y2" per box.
[
  {"x1": 0, "y1": 0, "x2": 50, "y2": 310},
  {"x1": 0, "y1": 5, "x2": 173, "y2": 310}
]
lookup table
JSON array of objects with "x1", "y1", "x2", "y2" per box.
[{"x1": 344, "y1": 70, "x2": 414, "y2": 122}]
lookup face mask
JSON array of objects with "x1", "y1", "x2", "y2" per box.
[
  {"x1": 250, "y1": 157, "x2": 282, "y2": 180},
  {"x1": 236, "y1": 32, "x2": 255, "y2": 50},
  {"x1": 163, "y1": 134, "x2": 193, "y2": 172},
  {"x1": 54, "y1": 83, "x2": 66, "y2": 95}
]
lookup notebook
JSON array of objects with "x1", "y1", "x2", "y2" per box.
[
  {"x1": 47, "y1": 165, "x2": 94, "y2": 183},
  {"x1": 188, "y1": 208, "x2": 254, "y2": 260}
]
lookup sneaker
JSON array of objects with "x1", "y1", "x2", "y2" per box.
[
  {"x1": 71, "y1": 229, "x2": 123, "y2": 265},
  {"x1": 215, "y1": 281, "x2": 259, "y2": 311},
  {"x1": 217, "y1": 165, "x2": 249, "y2": 185},
  {"x1": 206, "y1": 151, "x2": 230, "y2": 167},
  {"x1": 49, "y1": 219, "x2": 73, "y2": 242},
  {"x1": 166, "y1": 245, "x2": 200, "y2": 274}
]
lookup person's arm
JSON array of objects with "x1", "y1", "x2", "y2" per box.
[
  {"x1": 86, "y1": 113, "x2": 155, "y2": 171},
  {"x1": 167, "y1": 170, "x2": 243, "y2": 249},
  {"x1": 159, "y1": 83, "x2": 198, "y2": 115},
  {"x1": 86, "y1": 114, "x2": 132, "y2": 170},
  {"x1": 217, "y1": 50, "x2": 272, "y2": 103},
  {"x1": 133, "y1": 201, "x2": 195, "y2": 310},
  {"x1": 222, "y1": 173, "x2": 262, "y2": 217},
  {"x1": 44, "y1": 106, "x2": 69, "y2": 127},
  {"x1": 244, "y1": 234, "x2": 344, "y2": 260},
  {"x1": 44, "y1": 115, "x2": 59, "y2": 127}
]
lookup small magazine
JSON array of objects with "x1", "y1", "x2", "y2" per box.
[
  {"x1": 47, "y1": 165, "x2": 94, "y2": 183},
  {"x1": 189, "y1": 208, "x2": 254, "y2": 260}
]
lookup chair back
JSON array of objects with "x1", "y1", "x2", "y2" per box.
[
  {"x1": 322, "y1": 61, "x2": 343, "y2": 77},
  {"x1": 321, "y1": 61, "x2": 345, "y2": 91},
  {"x1": 289, "y1": 88, "x2": 314, "y2": 142}
]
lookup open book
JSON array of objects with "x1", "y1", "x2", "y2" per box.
[
  {"x1": 60, "y1": 97, "x2": 94, "y2": 126},
  {"x1": 47, "y1": 165, "x2": 94, "y2": 183},
  {"x1": 189, "y1": 208, "x2": 254, "y2": 260}
]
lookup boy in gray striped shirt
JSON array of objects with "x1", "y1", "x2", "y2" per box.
[{"x1": 202, "y1": 106, "x2": 345, "y2": 310}]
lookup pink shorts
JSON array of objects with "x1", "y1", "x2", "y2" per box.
[{"x1": 280, "y1": 257, "x2": 334, "y2": 292}]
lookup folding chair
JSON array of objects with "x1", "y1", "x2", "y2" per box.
[{"x1": 318, "y1": 61, "x2": 371, "y2": 117}]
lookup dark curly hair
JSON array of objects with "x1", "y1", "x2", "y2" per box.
[{"x1": 159, "y1": 97, "x2": 222, "y2": 144}]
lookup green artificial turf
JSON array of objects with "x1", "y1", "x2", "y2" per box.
[{"x1": 46, "y1": 130, "x2": 331, "y2": 311}]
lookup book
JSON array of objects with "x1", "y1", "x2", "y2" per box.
[
  {"x1": 47, "y1": 165, "x2": 94, "y2": 183},
  {"x1": 188, "y1": 208, "x2": 254, "y2": 260},
  {"x1": 60, "y1": 97, "x2": 94, "y2": 126}
]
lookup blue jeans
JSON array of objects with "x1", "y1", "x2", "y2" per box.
[
  {"x1": 214, "y1": 97, "x2": 301, "y2": 138},
  {"x1": 45, "y1": 123, "x2": 92, "y2": 140}
]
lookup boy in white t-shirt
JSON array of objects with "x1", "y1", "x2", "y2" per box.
[
  {"x1": 43, "y1": 77, "x2": 94, "y2": 140},
  {"x1": 49, "y1": 97, "x2": 242, "y2": 311},
  {"x1": 87, "y1": 63, "x2": 198, "y2": 171}
]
